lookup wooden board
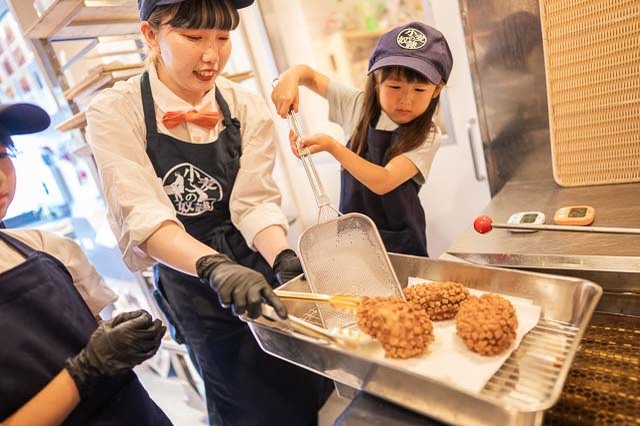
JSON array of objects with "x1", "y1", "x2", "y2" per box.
[
  {"x1": 56, "y1": 110, "x2": 86, "y2": 132},
  {"x1": 64, "y1": 62, "x2": 143, "y2": 100},
  {"x1": 26, "y1": 0, "x2": 85, "y2": 39},
  {"x1": 26, "y1": 0, "x2": 139, "y2": 40}
]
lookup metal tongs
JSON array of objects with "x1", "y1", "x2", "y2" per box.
[
  {"x1": 272, "y1": 79, "x2": 340, "y2": 223},
  {"x1": 255, "y1": 304, "x2": 372, "y2": 349},
  {"x1": 275, "y1": 290, "x2": 362, "y2": 314}
]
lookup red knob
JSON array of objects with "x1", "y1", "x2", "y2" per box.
[{"x1": 474, "y1": 215, "x2": 493, "y2": 234}]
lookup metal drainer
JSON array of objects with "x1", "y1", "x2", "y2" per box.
[{"x1": 544, "y1": 313, "x2": 640, "y2": 425}]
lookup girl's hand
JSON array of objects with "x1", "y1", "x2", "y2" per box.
[
  {"x1": 289, "y1": 130, "x2": 340, "y2": 158},
  {"x1": 272, "y1": 70, "x2": 301, "y2": 118}
]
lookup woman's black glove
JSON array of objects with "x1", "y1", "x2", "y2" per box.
[
  {"x1": 272, "y1": 248, "x2": 304, "y2": 285},
  {"x1": 65, "y1": 310, "x2": 165, "y2": 399},
  {"x1": 196, "y1": 253, "x2": 288, "y2": 319}
]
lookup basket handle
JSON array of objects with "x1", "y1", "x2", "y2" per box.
[{"x1": 272, "y1": 78, "x2": 332, "y2": 210}]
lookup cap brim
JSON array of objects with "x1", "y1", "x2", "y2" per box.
[
  {"x1": 369, "y1": 56, "x2": 443, "y2": 85},
  {"x1": 0, "y1": 103, "x2": 50, "y2": 135},
  {"x1": 231, "y1": 0, "x2": 254, "y2": 8},
  {"x1": 141, "y1": 0, "x2": 255, "y2": 20}
]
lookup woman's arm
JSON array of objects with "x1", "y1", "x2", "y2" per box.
[
  {"x1": 272, "y1": 64, "x2": 330, "y2": 117},
  {"x1": 2, "y1": 370, "x2": 80, "y2": 426},
  {"x1": 253, "y1": 225, "x2": 289, "y2": 266},
  {"x1": 292, "y1": 132, "x2": 418, "y2": 195},
  {"x1": 140, "y1": 221, "x2": 218, "y2": 275}
]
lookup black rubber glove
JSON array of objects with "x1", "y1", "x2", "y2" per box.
[
  {"x1": 273, "y1": 248, "x2": 304, "y2": 285},
  {"x1": 65, "y1": 310, "x2": 165, "y2": 399},
  {"x1": 196, "y1": 253, "x2": 288, "y2": 319}
]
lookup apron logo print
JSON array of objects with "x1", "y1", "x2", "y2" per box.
[
  {"x1": 396, "y1": 28, "x2": 427, "y2": 50},
  {"x1": 163, "y1": 163, "x2": 223, "y2": 216}
]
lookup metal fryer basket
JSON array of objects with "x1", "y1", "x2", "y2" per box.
[
  {"x1": 248, "y1": 254, "x2": 602, "y2": 426},
  {"x1": 298, "y1": 213, "x2": 404, "y2": 329}
]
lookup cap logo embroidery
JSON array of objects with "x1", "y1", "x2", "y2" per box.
[{"x1": 396, "y1": 28, "x2": 427, "y2": 50}]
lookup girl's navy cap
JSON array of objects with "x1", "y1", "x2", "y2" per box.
[
  {"x1": 138, "y1": 0, "x2": 255, "y2": 21},
  {"x1": 0, "y1": 103, "x2": 50, "y2": 137},
  {"x1": 368, "y1": 22, "x2": 453, "y2": 84}
]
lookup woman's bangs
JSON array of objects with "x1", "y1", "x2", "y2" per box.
[{"x1": 166, "y1": 0, "x2": 240, "y2": 30}]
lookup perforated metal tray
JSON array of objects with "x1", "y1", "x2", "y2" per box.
[{"x1": 247, "y1": 254, "x2": 602, "y2": 426}]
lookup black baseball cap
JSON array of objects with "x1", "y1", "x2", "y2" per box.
[
  {"x1": 368, "y1": 22, "x2": 453, "y2": 85},
  {"x1": 0, "y1": 103, "x2": 50, "y2": 142},
  {"x1": 138, "y1": 0, "x2": 255, "y2": 21}
]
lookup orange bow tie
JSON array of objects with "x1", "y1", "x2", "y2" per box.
[{"x1": 162, "y1": 104, "x2": 219, "y2": 129}]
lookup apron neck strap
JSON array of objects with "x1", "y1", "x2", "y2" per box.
[
  {"x1": 141, "y1": 70, "x2": 158, "y2": 146},
  {"x1": 0, "y1": 231, "x2": 35, "y2": 258},
  {"x1": 214, "y1": 87, "x2": 236, "y2": 128}
]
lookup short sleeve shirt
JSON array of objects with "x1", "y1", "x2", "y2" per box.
[{"x1": 327, "y1": 80, "x2": 441, "y2": 185}]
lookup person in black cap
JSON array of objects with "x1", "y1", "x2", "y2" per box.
[
  {"x1": 273, "y1": 22, "x2": 454, "y2": 257},
  {"x1": 85, "y1": 1, "x2": 332, "y2": 425},
  {"x1": 0, "y1": 102, "x2": 170, "y2": 425}
]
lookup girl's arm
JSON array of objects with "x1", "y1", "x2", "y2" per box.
[
  {"x1": 292, "y1": 132, "x2": 418, "y2": 195},
  {"x1": 2, "y1": 370, "x2": 80, "y2": 426},
  {"x1": 272, "y1": 65, "x2": 330, "y2": 117}
]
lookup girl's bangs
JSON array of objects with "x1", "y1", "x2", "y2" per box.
[
  {"x1": 164, "y1": 0, "x2": 240, "y2": 30},
  {"x1": 377, "y1": 66, "x2": 432, "y2": 84}
]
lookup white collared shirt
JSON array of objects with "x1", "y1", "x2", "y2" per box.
[
  {"x1": 86, "y1": 65, "x2": 287, "y2": 271},
  {"x1": 0, "y1": 229, "x2": 118, "y2": 315}
]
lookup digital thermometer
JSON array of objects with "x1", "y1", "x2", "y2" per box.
[
  {"x1": 506, "y1": 211, "x2": 545, "y2": 233},
  {"x1": 553, "y1": 206, "x2": 595, "y2": 226}
]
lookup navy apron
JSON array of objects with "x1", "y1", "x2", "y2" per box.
[
  {"x1": 340, "y1": 122, "x2": 428, "y2": 257},
  {"x1": 141, "y1": 72, "x2": 331, "y2": 426},
  {"x1": 0, "y1": 231, "x2": 171, "y2": 425}
]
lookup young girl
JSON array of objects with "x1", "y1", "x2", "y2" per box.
[
  {"x1": 272, "y1": 22, "x2": 453, "y2": 257},
  {"x1": 0, "y1": 102, "x2": 168, "y2": 425},
  {"x1": 86, "y1": 0, "x2": 331, "y2": 424}
]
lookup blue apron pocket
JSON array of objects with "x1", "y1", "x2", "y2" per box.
[
  {"x1": 152, "y1": 288, "x2": 186, "y2": 345},
  {"x1": 378, "y1": 227, "x2": 426, "y2": 256}
]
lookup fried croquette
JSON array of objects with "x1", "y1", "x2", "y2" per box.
[
  {"x1": 357, "y1": 297, "x2": 434, "y2": 359},
  {"x1": 455, "y1": 294, "x2": 518, "y2": 356},
  {"x1": 404, "y1": 281, "x2": 470, "y2": 320}
]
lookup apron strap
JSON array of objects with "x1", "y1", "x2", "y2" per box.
[
  {"x1": 214, "y1": 87, "x2": 239, "y2": 129},
  {"x1": 140, "y1": 71, "x2": 158, "y2": 147},
  {"x1": 0, "y1": 230, "x2": 36, "y2": 258}
]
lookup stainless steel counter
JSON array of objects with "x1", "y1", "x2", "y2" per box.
[
  {"x1": 445, "y1": 178, "x2": 640, "y2": 290},
  {"x1": 448, "y1": 178, "x2": 640, "y2": 258}
]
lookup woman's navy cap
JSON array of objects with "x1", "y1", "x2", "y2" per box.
[
  {"x1": 0, "y1": 103, "x2": 50, "y2": 137},
  {"x1": 368, "y1": 22, "x2": 453, "y2": 84},
  {"x1": 138, "y1": 0, "x2": 255, "y2": 21}
]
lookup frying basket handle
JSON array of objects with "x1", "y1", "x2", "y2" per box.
[{"x1": 272, "y1": 78, "x2": 332, "y2": 209}]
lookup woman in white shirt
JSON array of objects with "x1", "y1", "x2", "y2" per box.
[
  {"x1": 0, "y1": 102, "x2": 168, "y2": 425},
  {"x1": 85, "y1": 0, "x2": 331, "y2": 424}
]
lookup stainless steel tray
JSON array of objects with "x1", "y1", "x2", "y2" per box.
[{"x1": 247, "y1": 254, "x2": 602, "y2": 426}]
